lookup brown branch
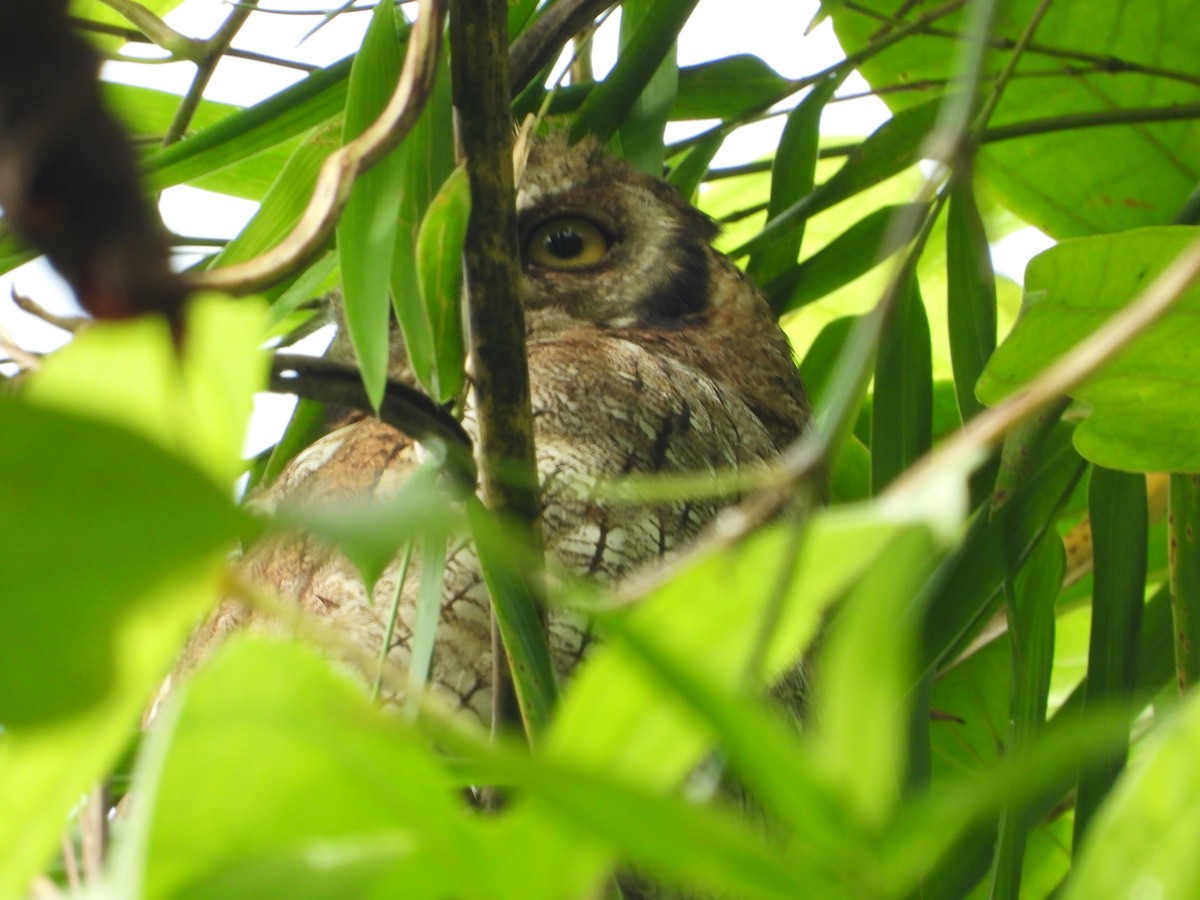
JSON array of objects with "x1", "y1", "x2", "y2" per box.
[
  {"x1": 450, "y1": 0, "x2": 550, "y2": 736},
  {"x1": 190, "y1": 0, "x2": 446, "y2": 296},
  {"x1": 269, "y1": 353, "x2": 475, "y2": 492},
  {"x1": 508, "y1": 0, "x2": 617, "y2": 96}
]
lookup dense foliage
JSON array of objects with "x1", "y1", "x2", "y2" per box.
[{"x1": 3, "y1": 0, "x2": 1200, "y2": 897}]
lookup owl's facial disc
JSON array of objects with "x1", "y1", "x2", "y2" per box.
[{"x1": 525, "y1": 215, "x2": 613, "y2": 270}]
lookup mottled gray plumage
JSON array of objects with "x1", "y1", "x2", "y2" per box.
[{"x1": 204, "y1": 137, "x2": 810, "y2": 722}]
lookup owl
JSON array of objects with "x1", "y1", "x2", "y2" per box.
[{"x1": 200, "y1": 136, "x2": 811, "y2": 723}]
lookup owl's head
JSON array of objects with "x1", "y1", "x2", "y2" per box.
[{"x1": 516, "y1": 136, "x2": 719, "y2": 330}]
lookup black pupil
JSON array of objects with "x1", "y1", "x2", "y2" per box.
[{"x1": 544, "y1": 227, "x2": 584, "y2": 259}]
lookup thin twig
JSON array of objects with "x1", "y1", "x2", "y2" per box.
[
  {"x1": 190, "y1": 0, "x2": 446, "y2": 295},
  {"x1": 164, "y1": 0, "x2": 260, "y2": 144}
]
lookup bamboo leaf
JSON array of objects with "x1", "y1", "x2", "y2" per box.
[
  {"x1": 871, "y1": 274, "x2": 932, "y2": 493},
  {"x1": 732, "y1": 99, "x2": 940, "y2": 260},
  {"x1": 616, "y1": 0, "x2": 679, "y2": 176},
  {"x1": 747, "y1": 76, "x2": 838, "y2": 287},
  {"x1": 767, "y1": 203, "x2": 928, "y2": 315},
  {"x1": 989, "y1": 533, "x2": 1063, "y2": 900},
  {"x1": 1073, "y1": 465, "x2": 1147, "y2": 843},
  {"x1": 143, "y1": 56, "x2": 352, "y2": 191},
  {"x1": 569, "y1": 0, "x2": 701, "y2": 143},
  {"x1": 414, "y1": 163, "x2": 468, "y2": 403},
  {"x1": 946, "y1": 171, "x2": 997, "y2": 424},
  {"x1": 338, "y1": 3, "x2": 410, "y2": 409},
  {"x1": 391, "y1": 54, "x2": 456, "y2": 401}
]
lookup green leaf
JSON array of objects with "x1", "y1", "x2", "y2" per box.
[
  {"x1": 671, "y1": 55, "x2": 793, "y2": 121},
  {"x1": 946, "y1": 172, "x2": 997, "y2": 424},
  {"x1": 569, "y1": 0, "x2": 701, "y2": 144},
  {"x1": 208, "y1": 122, "x2": 340, "y2": 269},
  {"x1": 121, "y1": 638, "x2": 487, "y2": 900},
  {"x1": 391, "y1": 54, "x2": 456, "y2": 401},
  {"x1": 732, "y1": 99, "x2": 940, "y2": 260},
  {"x1": 665, "y1": 130, "x2": 725, "y2": 200},
  {"x1": 414, "y1": 163, "x2": 469, "y2": 403},
  {"x1": 812, "y1": 525, "x2": 940, "y2": 829},
  {"x1": 277, "y1": 458, "x2": 461, "y2": 591},
  {"x1": 143, "y1": 56, "x2": 351, "y2": 191},
  {"x1": 616, "y1": 0, "x2": 679, "y2": 176},
  {"x1": 989, "y1": 533, "x2": 1064, "y2": 899},
  {"x1": 0, "y1": 397, "x2": 244, "y2": 892},
  {"x1": 919, "y1": 423, "x2": 1086, "y2": 674},
  {"x1": 338, "y1": 1, "x2": 409, "y2": 410},
  {"x1": 24, "y1": 296, "x2": 269, "y2": 485},
  {"x1": 1064, "y1": 688, "x2": 1200, "y2": 900},
  {"x1": 1074, "y1": 465, "x2": 1147, "y2": 842},
  {"x1": 978, "y1": 227, "x2": 1200, "y2": 471},
  {"x1": 872, "y1": 275, "x2": 932, "y2": 493},
  {"x1": 829, "y1": 0, "x2": 1200, "y2": 237},
  {"x1": 551, "y1": 506, "x2": 912, "y2": 789},
  {"x1": 767, "y1": 203, "x2": 928, "y2": 315},
  {"x1": 747, "y1": 76, "x2": 838, "y2": 287},
  {"x1": 468, "y1": 499, "x2": 559, "y2": 736}
]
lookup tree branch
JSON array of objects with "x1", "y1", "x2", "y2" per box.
[{"x1": 450, "y1": 0, "x2": 554, "y2": 736}]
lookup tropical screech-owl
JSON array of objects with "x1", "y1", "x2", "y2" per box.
[{"x1": 206, "y1": 136, "x2": 811, "y2": 723}]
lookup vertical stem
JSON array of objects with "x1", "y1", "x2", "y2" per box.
[
  {"x1": 1169, "y1": 472, "x2": 1200, "y2": 690},
  {"x1": 449, "y1": 0, "x2": 553, "y2": 736}
]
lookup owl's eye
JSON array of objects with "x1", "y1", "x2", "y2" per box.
[{"x1": 525, "y1": 216, "x2": 610, "y2": 269}]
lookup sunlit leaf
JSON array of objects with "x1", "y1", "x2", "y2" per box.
[
  {"x1": 414, "y1": 163, "x2": 468, "y2": 403},
  {"x1": 121, "y1": 638, "x2": 488, "y2": 900},
  {"x1": 978, "y1": 227, "x2": 1200, "y2": 471}
]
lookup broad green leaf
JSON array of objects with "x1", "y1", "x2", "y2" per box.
[
  {"x1": 551, "y1": 505, "x2": 912, "y2": 788},
  {"x1": 0, "y1": 393, "x2": 244, "y2": 891},
  {"x1": 338, "y1": 1, "x2": 410, "y2": 409},
  {"x1": 747, "y1": 76, "x2": 838, "y2": 287},
  {"x1": 570, "y1": 0, "x2": 701, "y2": 144},
  {"x1": 0, "y1": 565, "x2": 225, "y2": 898},
  {"x1": 1064, "y1": 686, "x2": 1200, "y2": 900},
  {"x1": 121, "y1": 638, "x2": 487, "y2": 900},
  {"x1": 812, "y1": 525, "x2": 939, "y2": 829},
  {"x1": 414, "y1": 163, "x2": 468, "y2": 403},
  {"x1": 830, "y1": 0, "x2": 1200, "y2": 237},
  {"x1": 24, "y1": 295, "x2": 269, "y2": 485},
  {"x1": 978, "y1": 227, "x2": 1200, "y2": 471}
]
